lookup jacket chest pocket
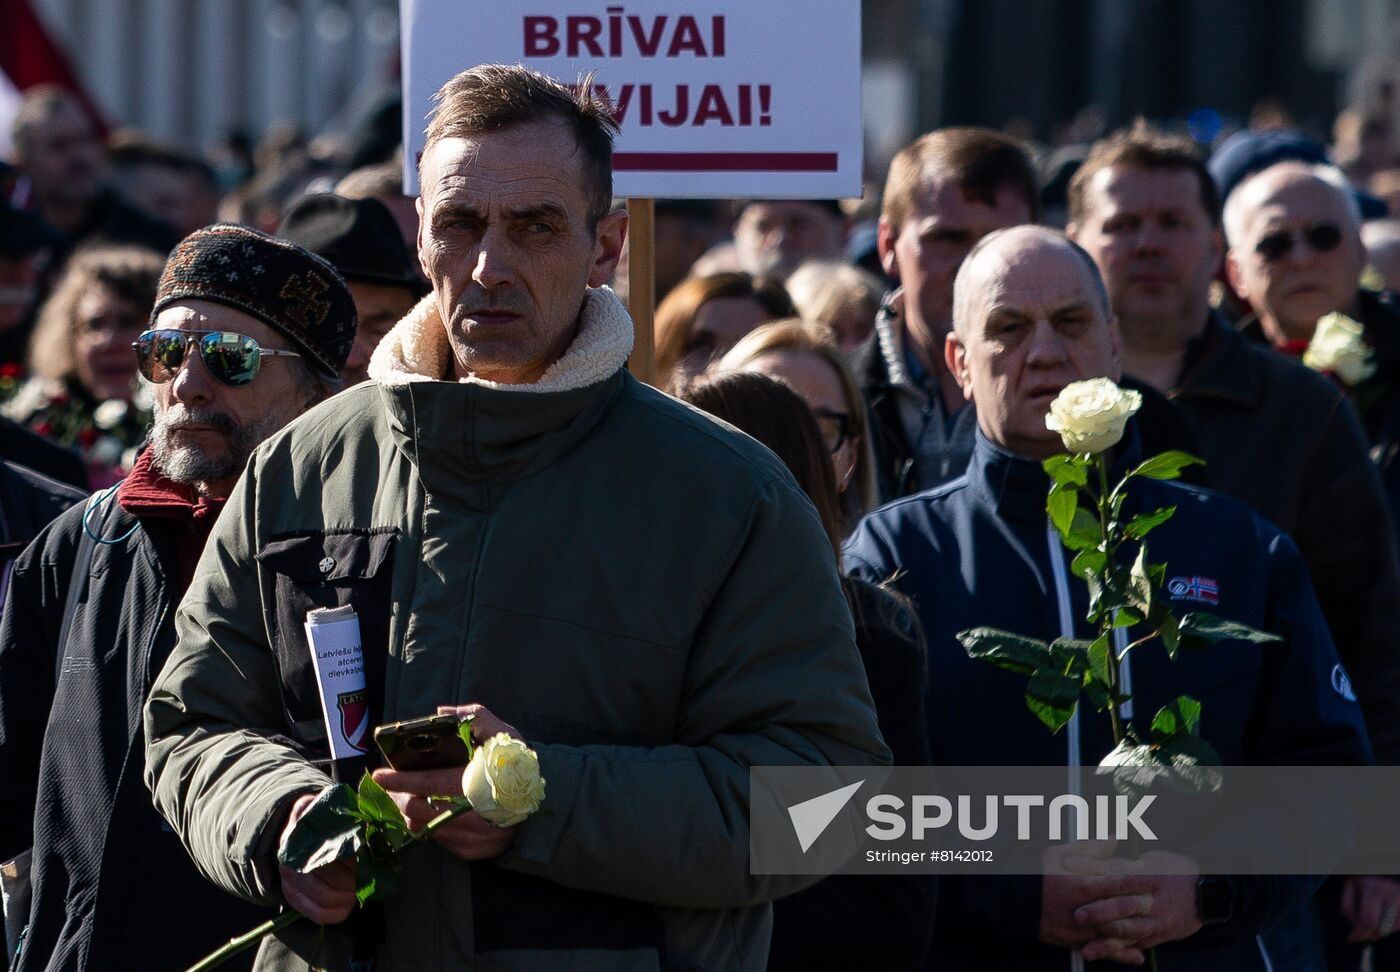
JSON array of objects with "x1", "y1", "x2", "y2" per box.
[{"x1": 255, "y1": 529, "x2": 396, "y2": 756}]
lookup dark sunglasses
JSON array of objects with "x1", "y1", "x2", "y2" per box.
[
  {"x1": 1253, "y1": 223, "x2": 1344, "y2": 263},
  {"x1": 132, "y1": 329, "x2": 302, "y2": 387},
  {"x1": 812, "y1": 407, "x2": 851, "y2": 455}
]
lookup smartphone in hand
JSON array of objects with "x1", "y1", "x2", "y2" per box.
[{"x1": 374, "y1": 713, "x2": 473, "y2": 771}]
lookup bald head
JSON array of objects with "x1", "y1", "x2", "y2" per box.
[
  {"x1": 1223, "y1": 162, "x2": 1360, "y2": 249},
  {"x1": 953, "y1": 226, "x2": 1111, "y2": 336},
  {"x1": 1223, "y1": 161, "x2": 1367, "y2": 343},
  {"x1": 947, "y1": 226, "x2": 1123, "y2": 460}
]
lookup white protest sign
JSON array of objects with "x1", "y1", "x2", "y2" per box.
[
  {"x1": 401, "y1": 0, "x2": 862, "y2": 199},
  {"x1": 304, "y1": 605, "x2": 371, "y2": 760}
]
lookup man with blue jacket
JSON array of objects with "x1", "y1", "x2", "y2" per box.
[{"x1": 845, "y1": 225, "x2": 1374, "y2": 970}]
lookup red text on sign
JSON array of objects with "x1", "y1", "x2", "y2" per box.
[
  {"x1": 595, "y1": 83, "x2": 772, "y2": 127},
  {"x1": 524, "y1": 10, "x2": 726, "y2": 58}
]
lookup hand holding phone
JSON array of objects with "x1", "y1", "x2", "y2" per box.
[{"x1": 373, "y1": 713, "x2": 474, "y2": 771}]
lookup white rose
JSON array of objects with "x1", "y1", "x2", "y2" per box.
[
  {"x1": 1045, "y1": 378, "x2": 1143, "y2": 455},
  {"x1": 1302, "y1": 313, "x2": 1376, "y2": 386},
  {"x1": 92, "y1": 399, "x2": 129, "y2": 430},
  {"x1": 460, "y1": 733, "x2": 546, "y2": 827}
]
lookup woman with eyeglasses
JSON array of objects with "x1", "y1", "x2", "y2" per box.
[
  {"x1": 679, "y1": 370, "x2": 935, "y2": 971},
  {"x1": 4, "y1": 245, "x2": 164, "y2": 488},
  {"x1": 715, "y1": 317, "x2": 878, "y2": 536}
]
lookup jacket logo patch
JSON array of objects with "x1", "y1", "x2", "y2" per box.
[
  {"x1": 337, "y1": 690, "x2": 371, "y2": 753},
  {"x1": 1332, "y1": 664, "x2": 1358, "y2": 702},
  {"x1": 1167, "y1": 575, "x2": 1219, "y2": 605}
]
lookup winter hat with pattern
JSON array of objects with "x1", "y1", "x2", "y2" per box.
[{"x1": 151, "y1": 223, "x2": 357, "y2": 380}]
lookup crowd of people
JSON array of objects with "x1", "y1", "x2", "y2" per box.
[{"x1": 0, "y1": 60, "x2": 1399, "y2": 971}]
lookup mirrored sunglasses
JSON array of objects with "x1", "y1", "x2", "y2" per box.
[
  {"x1": 1253, "y1": 223, "x2": 1344, "y2": 263},
  {"x1": 132, "y1": 329, "x2": 302, "y2": 387}
]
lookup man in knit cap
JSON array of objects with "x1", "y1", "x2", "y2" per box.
[{"x1": 0, "y1": 224, "x2": 356, "y2": 971}]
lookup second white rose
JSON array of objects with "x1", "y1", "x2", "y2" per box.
[
  {"x1": 1302, "y1": 312, "x2": 1376, "y2": 387},
  {"x1": 1045, "y1": 378, "x2": 1143, "y2": 455},
  {"x1": 461, "y1": 732, "x2": 547, "y2": 828}
]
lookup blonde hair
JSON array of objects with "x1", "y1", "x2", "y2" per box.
[
  {"x1": 28, "y1": 245, "x2": 165, "y2": 383},
  {"x1": 785, "y1": 261, "x2": 884, "y2": 345},
  {"x1": 717, "y1": 318, "x2": 878, "y2": 527}
]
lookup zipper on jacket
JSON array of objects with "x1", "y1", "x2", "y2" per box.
[{"x1": 1046, "y1": 520, "x2": 1087, "y2": 972}]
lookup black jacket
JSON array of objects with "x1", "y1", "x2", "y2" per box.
[
  {"x1": 0, "y1": 496, "x2": 268, "y2": 971},
  {"x1": 1171, "y1": 311, "x2": 1400, "y2": 765}
]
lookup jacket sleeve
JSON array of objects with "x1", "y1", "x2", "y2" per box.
[
  {"x1": 0, "y1": 508, "x2": 81, "y2": 861},
  {"x1": 142, "y1": 461, "x2": 331, "y2": 906},
  {"x1": 498, "y1": 476, "x2": 892, "y2": 909},
  {"x1": 1293, "y1": 393, "x2": 1400, "y2": 765}
]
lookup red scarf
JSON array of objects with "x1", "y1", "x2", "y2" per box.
[
  {"x1": 1274, "y1": 338, "x2": 1311, "y2": 358},
  {"x1": 117, "y1": 450, "x2": 227, "y2": 590}
]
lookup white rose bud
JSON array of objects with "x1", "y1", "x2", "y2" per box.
[
  {"x1": 1302, "y1": 313, "x2": 1376, "y2": 387},
  {"x1": 1045, "y1": 378, "x2": 1143, "y2": 455},
  {"x1": 460, "y1": 732, "x2": 546, "y2": 827},
  {"x1": 93, "y1": 399, "x2": 129, "y2": 430}
]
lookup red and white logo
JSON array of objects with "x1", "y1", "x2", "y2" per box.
[{"x1": 337, "y1": 690, "x2": 370, "y2": 753}]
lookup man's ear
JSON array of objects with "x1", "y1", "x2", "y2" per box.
[
  {"x1": 946, "y1": 332, "x2": 973, "y2": 402},
  {"x1": 415, "y1": 195, "x2": 430, "y2": 281},
  {"x1": 877, "y1": 216, "x2": 900, "y2": 281},
  {"x1": 1224, "y1": 249, "x2": 1248, "y2": 302},
  {"x1": 589, "y1": 209, "x2": 629, "y2": 288}
]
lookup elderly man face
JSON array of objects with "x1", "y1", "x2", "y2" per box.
[
  {"x1": 416, "y1": 119, "x2": 626, "y2": 384},
  {"x1": 947, "y1": 227, "x2": 1122, "y2": 460},
  {"x1": 1225, "y1": 163, "x2": 1366, "y2": 343},
  {"x1": 146, "y1": 300, "x2": 320, "y2": 497}
]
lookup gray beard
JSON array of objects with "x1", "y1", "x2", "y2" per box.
[{"x1": 148, "y1": 405, "x2": 286, "y2": 487}]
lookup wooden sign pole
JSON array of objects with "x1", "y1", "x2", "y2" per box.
[{"x1": 625, "y1": 197, "x2": 657, "y2": 386}]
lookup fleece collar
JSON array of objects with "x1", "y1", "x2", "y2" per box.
[{"x1": 367, "y1": 286, "x2": 634, "y2": 393}]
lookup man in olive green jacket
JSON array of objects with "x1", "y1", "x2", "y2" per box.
[{"x1": 143, "y1": 65, "x2": 889, "y2": 972}]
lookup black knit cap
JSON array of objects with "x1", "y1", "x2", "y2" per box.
[
  {"x1": 151, "y1": 223, "x2": 357, "y2": 380},
  {"x1": 277, "y1": 193, "x2": 425, "y2": 292}
]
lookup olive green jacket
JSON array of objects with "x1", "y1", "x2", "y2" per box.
[{"x1": 143, "y1": 288, "x2": 890, "y2": 971}]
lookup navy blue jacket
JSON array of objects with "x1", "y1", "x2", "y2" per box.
[{"x1": 844, "y1": 429, "x2": 1374, "y2": 972}]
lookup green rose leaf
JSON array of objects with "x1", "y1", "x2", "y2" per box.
[
  {"x1": 1124, "y1": 506, "x2": 1176, "y2": 540},
  {"x1": 356, "y1": 853, "x2": 401, "y2": 904},
  {"x1": 1026, "y1": 668, "x2": 1082, "y2": 733},
  {"x1": 457, "y1": 716, "x2": 476, "y2": 763},
  {"x1": 1044, "y1": 454, "x2": 1089, "y2": 488},
  {"x1": 1150, "y1": 696, "x2": 1202, "y2": 742},
  {"x1": 1048, "y1": 485, "x2": 1079, "y2": 539},
  {"x1": 1155, "y1": 607, "x2": 1181, "y2": 659},
  {"x1": 958, "y1": 628, "x2": 1051, "y2": 677},
  {"x1": 1062, "y1": 508, "x2": 1101, "y2": 552},
  {"x1": 279, "y1": 784, "x2": 362, "y2": 874},
  {"x1": 1111, "y1": 606, "x2": 1144, "y2": 629},
  {"x1": 356, "y1": 773, "x2": 407, "y2": 834},
  {"x1": 1071, "y1": 549, "x2": 1107, "y2": 580},
  {"x1": 1129, "y1": 451, "x2": 1205, "y2": 481},
  {"x1": 1178, "y1": 613, "x2": 1284, "y2": 647},
  {"x1": 1087, "y1": 633, "x2": 1112, "y2": 686}
]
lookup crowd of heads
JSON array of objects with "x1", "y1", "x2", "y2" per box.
[{"x1": 4, "y1": 68, "x2": 1400, "y2": 507}]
